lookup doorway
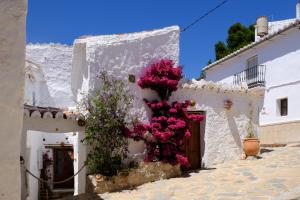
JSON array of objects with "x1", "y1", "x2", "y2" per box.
[
  {"x1": 52, "y1": 146, "x2": 74, "y2": 189},
  {"x1": 183, "y1": 111, "x2": 205, "y2": 170}
]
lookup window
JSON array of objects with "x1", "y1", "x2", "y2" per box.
[
  {"x1": 246, "y1": 56, "x2": 258, "y2": 82},
  {"x1": 278, "y1": 98, "x2": 288, "y2": 116},
  {"x1": 247, "y1": 56, "x2": 258, "y2": 69}
]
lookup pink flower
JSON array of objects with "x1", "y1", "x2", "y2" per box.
[
  {"x1": 152, "y1": 116, "x2": 168, "y2": 123},
  {"x1": 184, "y1": 100, "x2": 191, "y2": 106},
  {"x1": 132, "y1": 123, "x2": 149, "y2": 138},
  {"x1": 134, "y1": 59, "x2": 206, "y2": 166},
  {"x1": 151, "y1": 122, "x2": 161, "y2": 129},
  {"x1": 169, "y1": 108, "x2": 177, "y2": 114},
  {"x1": 185, "y1": 129, "x2": 191, "y2": 137},
  {"x1": 138, "y1": 59, "x2": 182, "y2": 100},
  {"x1": 121, "y1": 126, "x2": 132, "y2": 138},
  {"x1": 176, "y1": 153, "x2": 189, "y2": 167},
  {"x1": 167, "y1": 117, "x2": 186, "y2": 130},
  {"x1": 188, "y1": 114, "x2": 205, "y2": 121}
]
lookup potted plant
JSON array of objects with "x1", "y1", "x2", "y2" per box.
[{"x1": 243, "y1": 110, "x2": 260, "y2": 156}]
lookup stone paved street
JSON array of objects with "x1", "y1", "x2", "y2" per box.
[{"x1": 97, "y1": 144, "x2": 300, "y2": 200}]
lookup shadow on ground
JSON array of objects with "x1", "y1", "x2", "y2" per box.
[
  {"x1": 260, "y1": 148, "x2": 274, "y2": 154},
  {"x1": 180, "y1": 167, "x2": 216, "y2": 178},
  {"x1": 62, "y1": 193, "x2": 104, "y2": 200}
]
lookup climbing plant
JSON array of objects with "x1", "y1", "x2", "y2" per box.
[
  {"x1": 123, "y1": 59, "x2": 204, "y2": 167},
  {"x1": 81, "y1": 71, "x2": 134, "y2": 176}
]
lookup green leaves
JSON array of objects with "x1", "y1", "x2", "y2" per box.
[
  {"x1": 215, "y1": 41, "x2": 229, "y2": 60},
  {"x1": 80, "y1": 71, "x2": 134, "y2": 176},
  {"x1": 213, "y1": 22, "x2": 255, "y2": 61}
]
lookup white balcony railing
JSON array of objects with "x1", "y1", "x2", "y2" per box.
[{"x1": 233, "y1": 65, "x2": 266, "y2": 88}]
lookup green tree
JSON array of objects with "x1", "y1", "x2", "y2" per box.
[
  {"x1": 215, "y1": 41, "x2": 229, "y2": 60},
  {"x1": 197, "y1": 69, "x2": 206, "y2": 80},
  {"x1": 213, "y1": 22, "x2": 255, "y2": 61},
  {"x1": 227, "y1": 23, "x2": 255, "y2": 52}
]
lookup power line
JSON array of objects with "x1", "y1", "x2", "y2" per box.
[{"x1": 181, "y1": 0, "x2": 229, "y2": 33}]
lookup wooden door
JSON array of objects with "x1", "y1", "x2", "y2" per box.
[
  {"x1": 53, "y1": 148, "x2": 74, "y2": 189},
  {"x1": 183, "y1": 121, "x2": 201, "y2": 170}
]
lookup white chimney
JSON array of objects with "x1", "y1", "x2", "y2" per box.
[
  {"x1": 256, "y1": 16, "x2": 268, "y2": 38},
  {"x1": 297, "y1": 1, "x2": 300, "y2": 19}
]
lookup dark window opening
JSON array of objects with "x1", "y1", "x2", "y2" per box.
[{"x1": 279, "y1": 98, "x2": 288, "y2": 116}]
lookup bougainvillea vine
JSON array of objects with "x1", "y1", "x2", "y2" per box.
[{"x1": 124, "y1": 59, "x2": 204, "y2": 167}]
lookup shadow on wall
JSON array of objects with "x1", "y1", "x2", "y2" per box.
[
  {"x1": 25, "y1": 62, "x2": 56, "y2": 107},
  {"x1": 71, "y1": 42, "x2": 88, "y2": 101},
  {"x1": 200, "y1": 113, "x2": 206, "y2": 168},
  {"x1": 226, "y1": 111, "x2": 242, "y2": 149},
  {"x1": 38, "y1": 82, "x2": 56, "y2": 106},
  {"x1": 225, "y1": 96, "x2": 264, "y2": 149}
]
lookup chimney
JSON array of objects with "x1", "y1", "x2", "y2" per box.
[
  {"x1": 256, "y1": 16, "x2": 268, "y2": 38},
  {"x1": 297, "y1": 1, "x2": 300, "y2": 19}
]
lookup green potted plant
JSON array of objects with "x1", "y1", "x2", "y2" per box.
[{"x1": 243, "y1": 110, "x2": 260, "y2": 156}]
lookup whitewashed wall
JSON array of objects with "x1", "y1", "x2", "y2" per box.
[
  {"x1": 205, "y1": 28, "x2": 300, "y2": 126},
  {"x1": 26, "y1": 44, "x2": 75, "y2": 108},
  {"x1": 0, "y1": 1, "x2": 27, "y2": 199},
  {"x1": 70, "y1": 26, "x2": 264, "y2": 167},
  {"x1": 25, "y1": 130, "x2": 85, "y2": 200},
  {"x1": 171, "y1": 85, "x2": 262, "y2": 167},
  {"x1": 72, "y1": 26, "x2": 180, "y2": 123},
  {"x1": 23, "y1": 25, "x2": 182, "y2": 197},
  {"x1": 255, "y1": 19, "x2": 297, "y2": 42}
]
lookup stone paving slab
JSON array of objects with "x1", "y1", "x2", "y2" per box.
[{"x1": 71, "y1": 145, "x2": 300, "y2": 200}]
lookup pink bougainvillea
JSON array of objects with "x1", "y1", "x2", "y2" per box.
[
  {"x1": 138, "y1": 59, "x2": 182, "y2": 100},
  {"x1": 124, "y1": 59, "x2": 204, "y2": 167}
]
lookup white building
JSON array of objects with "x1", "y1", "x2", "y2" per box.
[
  {"x1": 22, "y1": 44, "x2": 86, "y2": 200},
  {"x1": 204, "y1": 3, "x2": 300, "y2": 144},
  {"x1": 71, "y1": 25, "x2": 262, "y2": 168},
  {"x1": 22, "y1": 26, "x2": 262, "y2": 199},
  {"x1": 0, "y1": 1, "x2": 27, "y2": 200}
]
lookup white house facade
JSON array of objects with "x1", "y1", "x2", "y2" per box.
[
  {"x1": 204, "y1": 4, "x2": 300, "y2": 144},
  {"x1": 22, "y1": 26, "x2": 262, "y2": 199}
]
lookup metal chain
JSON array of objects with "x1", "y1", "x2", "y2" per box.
[{"x1": 25, "y1": 163, "x2": 86, "y2": 184}]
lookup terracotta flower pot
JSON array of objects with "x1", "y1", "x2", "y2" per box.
[{"x1": 243, "y1": 138, "x2": 260, "y2": 156}]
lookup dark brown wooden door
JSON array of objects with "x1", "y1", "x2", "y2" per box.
[
  {"x1": 183, "y1": 121, "x2": 201, "y2": 170},
  {"x1": 53, "y1": 148, "x2": 74, "y2": 189}
]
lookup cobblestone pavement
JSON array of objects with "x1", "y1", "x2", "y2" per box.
[{"x1": 97, "y1": 145, "x2": 300, "y2": 200}]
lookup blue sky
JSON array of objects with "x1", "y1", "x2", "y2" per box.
[{"x1": 27, "y1": 0, "x2": 297, "y2": 79}]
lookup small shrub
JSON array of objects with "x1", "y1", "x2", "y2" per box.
[{"x1": 81, "y1": 71, "x2": 134, "y2": 176}]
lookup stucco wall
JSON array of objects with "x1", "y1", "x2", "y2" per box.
[
  {"x1": 70, "y1": 26, "x2": 263, "y2": 167},
  {"x1": 0, "y1": 0, "x2": 27, "y2": 199},
  {"x1": 22, "y1": 117, "x2": 86, "y2": 200},
  {"x1": 71, "y1": 26, "x2": 180, "y2": 123},
  {"x1": 205, "y1": 28, "x2": 300, "y2": 127},
  {"x1": 255, "y1": 19, "x2": 297, "y2": 42},
  {"x1": 25, "y1": 130, "x2": 86, "y2": 200},
  {"x1": 260, "y1": 120, "x2": 300, "y2": 144},
  {"x1": 22, "y1": 26, "x2": 180, "y2": 198},
  {"x1": 171, "y1": 83, "x2": 261, "y2": 167},
  {"x1": 26, "y1": 44, "x2": 75, "y2": 108}
]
